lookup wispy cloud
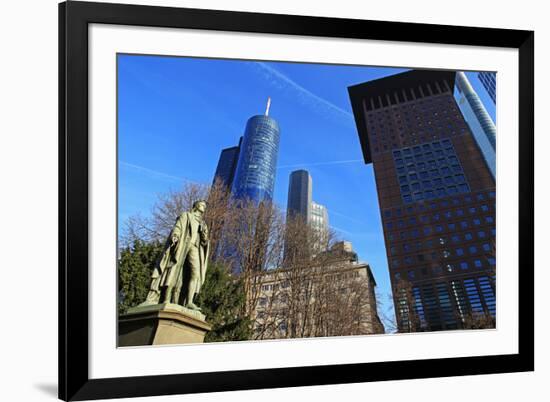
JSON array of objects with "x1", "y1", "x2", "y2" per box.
[
  {"x1": 329, "y1": 209, "x2": 365, "y2": 225},
  {"x1": 277, "y1": 159, "x2": 363, "y2": 169},
  {"x1": 119, "y1": 161, "x2": 200, "y2": 184},
  {"x1": 253, "y1": 62, "x2": 354, "y2": 124}
]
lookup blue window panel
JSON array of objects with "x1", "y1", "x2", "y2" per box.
[{"x1": 393, "y1": 140, "x2": 470, "y2": 204}]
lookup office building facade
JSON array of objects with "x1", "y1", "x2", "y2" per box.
[
  {"x1": 253, "y1": 244, "x2": 384, "y2": 339},
  {"x1": 348, "y1": 70, "x2": 496, "y2": 332},
  {"x1": 310, "y1": 201, "x2": 329, "y2": 251},
  {"x1": 455, "y1": 72, "x2": 496, "y2": 179},
  {"x1": 231, "y1": 110, "x2": 280, "y2": 203},
  {"x1": 478, "y1": 71, "x2": 496, "y2": 104},
  {"x1": 212, "y1": 137, "x2": 242, "y2": 189}
]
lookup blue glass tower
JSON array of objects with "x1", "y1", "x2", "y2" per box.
[
  {"x1": 478, "y1": 72, "x2": 496, "y2": 104},
  {"x1": 231, "y1": 98, "x2": 280, "y2": 203},
  {"x1": 454, "y1": 72, "x2": 496, "y2": 180}
]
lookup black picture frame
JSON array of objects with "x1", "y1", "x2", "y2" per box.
[{"x1": 59, "y1": 1, "x2": 534, "y2": 400}]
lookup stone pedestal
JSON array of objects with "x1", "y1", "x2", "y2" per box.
[{"x1": 118, "y1": 303, "x2": 212, "y2": 347}]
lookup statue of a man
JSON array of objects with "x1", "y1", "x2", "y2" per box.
[{"x1": 142, "y1": 200, "x2": 210, "y2": 310}]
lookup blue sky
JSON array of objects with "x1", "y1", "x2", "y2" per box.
[{"x1": 118, "y1": 54, "x2": 496, "y2": 329}]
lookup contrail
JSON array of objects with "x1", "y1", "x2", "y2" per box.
[
  {"x1": 254, "y1": 62, "x2": 354, "y2": 122},
  {"x1": 277, "y1": 159, "x2": 363, "y2": 169},
  {"x1": 119, "y1": 161, "x2": 200, "y2": 184}
]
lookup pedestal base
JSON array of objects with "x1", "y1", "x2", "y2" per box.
[{"x1": 118, "y1": 303, "x2": 212, "y2": 346}]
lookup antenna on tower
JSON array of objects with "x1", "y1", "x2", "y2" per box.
[{"x1": 265, "y1": 97, "x2": 271, "y2": 116}]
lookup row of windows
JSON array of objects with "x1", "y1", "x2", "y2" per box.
[
  {"x1": 398, "y1": 276, "x2": 496, "y2": 330},
  {"x1": 386, "y1": 204, "x2": 496, "y2": 234},
  {"x1": 391, "y1": 246, "x2": 495, "y2": 268},
  {"x1": 391, "y1": 232, "x2": 494, "y2": 254},
  {"x1": 383, "y1": 191, "x2": 495, "y2": 219},
  {"x1": 387, "y1": 217, "x2": 495, "y2": 241},
  {"x1": 385, "y1": 204, "x2": 492, "y2": 229},
  {"x1": 364, "y1": 81, "x2": 451, "y2": 111}
]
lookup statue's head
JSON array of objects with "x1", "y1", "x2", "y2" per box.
[{"x1": 192, "y1": 200, "x2": 207, "y2": 214}]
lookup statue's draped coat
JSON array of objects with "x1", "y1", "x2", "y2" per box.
[{"x1": 149, "y1": 212, "x2": 209, "y2": 299}]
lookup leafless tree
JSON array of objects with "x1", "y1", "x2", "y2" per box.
[{"x1": 122, "y1": 182, "x2": 383, "y2": 339}]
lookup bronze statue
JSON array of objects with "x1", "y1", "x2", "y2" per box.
[{"x1": 142, "y1": 200, "x2": 210, "y2": 310}]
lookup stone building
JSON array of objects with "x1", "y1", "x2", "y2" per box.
[{"x1": 252, "y1": 242, "x2": 384, "y2": 340}]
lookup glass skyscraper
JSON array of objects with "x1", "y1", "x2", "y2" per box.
[
  {"x1": 287, "y1": 169, "x2": 312, "y2": 220},
  {"x1": 212, "y1": 137, "x2": 242, "y2": 189},
  {"x1": 285, "y1": 169, "x2": 329, "y2": 258},
  {"x1": 478, "y1": 72, "x2": 496, "y2": 104},
  {"x1": 454, "y1": 72, "x2": 496, "y2": 180},
  {"x1": 231, "y1": 100, "x2": 280, "y2": 203}
]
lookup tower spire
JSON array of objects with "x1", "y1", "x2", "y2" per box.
[{"x1": 265, "y1": 97, "x2": 271, "y2": 116}]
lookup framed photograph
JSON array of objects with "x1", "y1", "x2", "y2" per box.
[{"x1": 59, "y1": 1, "x2": 534, "y2": 400}]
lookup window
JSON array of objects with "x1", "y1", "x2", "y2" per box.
[
  {"x1": 482, "y1": 243, "x2": 491, "y2": 252},
  {"x1": 384, "y1": 210, "x2": 392, "y2": 218},
  {"x1": 448, "y1": 223, "x2": 456, "y2": 230},
  {"x1": 386, "y1": 222, "x2": 394, "y2": 229},
  {"x1": 481, "y1": 204, "x2": 489, "y2": 212},
  {"x1": 451, "y1": 234, "x2": 460, "y2": 243},
  {"x1": 456, "y1": 209, "x2": 464, "y2": 217},
  {"x1": 488, "y1": 257, "x2": 496, "y2": 266},
  {"x1": 473, "y1": 218, "x2": 481, "y2": 226},
  {"x1": 460, "y1": 221, "x2": 468, "y2": 229},
  {"x1": 423, "y1": 227, "x2": 432, "y2": 236},
  {"x1": 465, "y1": 232, "x2": 473, "y2": 240},
  {"x1": 469, "y1": 245, "x2": 478, "y2": 254},
  {"x1": 486, "y1": 216, "x2": 494, "y2": 224},
  {"x1": 469, "y1": 207, "x2": 476, "y2": 214},
  {"x1": 478, "y1": 231, "x2": 486, "y2": 238},
  {"x1": 436, "y1": 225, "x2": 443, "y2": 233},
  {"x1": 460, "y1": 262, "x2": 468, "y2": 270},
  {"x1": 474, "y1": 259, "x2": 483, "y2": 268},
  {"x1": 456, "y1": 248, "x2": 464, "y2": 256}
]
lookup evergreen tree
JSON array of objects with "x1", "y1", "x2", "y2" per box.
[
  {"x1": 118, "y1": 241, "x2": 252, "y2": 342},
  {"x1": 118, "y1": 239, "x2": 164, "y2": 315},
  {"x1": 198, "y1": 262, "x2": 252, "y2": 342}
]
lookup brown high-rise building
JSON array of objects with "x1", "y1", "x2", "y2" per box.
[{"x1": 348, "y1": 70, "x2": 496, "y2": 332}]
